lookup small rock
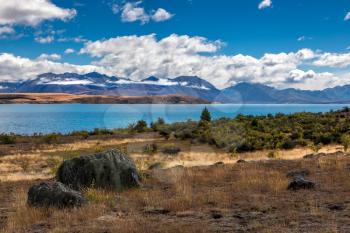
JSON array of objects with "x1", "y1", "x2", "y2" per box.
[
  {"x1": 143, "y1": 207, "x2": 170, "y2": 215},
  {"x1": 162, "y1": 147, "x2": 181, "y2": 155},
  {"x1": 211, "y1": 210, "x2": 223, "y2": 219},
  {"x1": 303, "y1": 153, "x2": 326, "y2": 159},
  {"x1": 213, "y1": 162, "x2": 225, "y2": 166},
  {"x1": 27, "y1": 182, "x2": 87, "y2": 208},
  {"x1": 148, "y1": 162, "x2": 164, "y2": 170},
  {"x1": 286, "y1": 169, "x2": 310, "y2": 178},
  {"x1": 328, "y1": 204, "x2": 346, "y2": 211},
  {"x1": 236, "y1": 160, "x2": 246, "y2": 164},
  {"x1": 287, "y1": 177, "x2": 315, "y2": 191}
]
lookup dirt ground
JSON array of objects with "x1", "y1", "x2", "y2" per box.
[{"x1": 0, "y1": 133, "x2": 349, "y2": 233}]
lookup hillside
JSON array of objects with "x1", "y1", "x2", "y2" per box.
[
  {"x1": 0, "y1": 93, "x2": 210, "y2": 104},
  {"x1": 1, "y1": 72, "x2": 350, "y2": 103}
]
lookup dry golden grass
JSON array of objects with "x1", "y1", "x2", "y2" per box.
[
  {"x1": 1, "y1": 134, "x2": 350, "y2": 232},
  {"x1": 2, "y1": 153, "x2": 350, "y2": 232}
]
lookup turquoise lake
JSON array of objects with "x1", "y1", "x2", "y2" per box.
[{"x1": 0, "y1": 104, "x2": 349, "y2": 135}]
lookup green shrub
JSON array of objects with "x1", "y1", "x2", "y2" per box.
[
  {"x1": 341, "y1": 134, "x2": 350, "y2": 152},
  {"x1": 268, "y1": 150, "x2": 279, "y2": 159},
  {"x1": 133, "y1": 120, "x2": 148, "y2": 133},
  {"x1": 162, "y1": 146, "x2": 181, "y2": 155},
  {"x1": 70, "y1": 130, "x2": 89, "y2": 139},
  {"x1": 143, "y1": 143, "x2": 158, "y2": 154},
  {"x1": 0, "y1": 134, "x2": 16, "y2": 144},
  {"x1": 91, "y1": 128, "x2": 114, "y2": 136},
  {"x1": 42, "y1": 133, "x2": 60, "y2": 144}
]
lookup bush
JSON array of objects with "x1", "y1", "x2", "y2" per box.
[
  {"x1": 143, "y1": 143, "x2": 158, "y2": 154},
  {"x1": 42, "y1": 133, "x2": 60, "y2": 144},
  {"x1": 341, "y1": 134, "x2": 350, "y2": 152},
  {"x1": 133, "y1": 120, "x2": 148, "y2": 133},
  {"x1": 162, "y1": 146, "x2": 181, "y2": 155},
  {"x1": 0, "y1": 134, "x2": 16, "y2": 144},
  {"x1": 150, "y1": 118, "x2": 165, "y2": 131},
  {"x1": 91, "y1": 128, "x2": 114, "y2": 136},
  {"x1": 70, "y1": 130, "x2": 89, "y2": 139},
  {"x1": 268, "y1": 150, "x2": 279, "y2": 159}
]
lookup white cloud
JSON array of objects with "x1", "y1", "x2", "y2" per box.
[
  {"x1": 121, "y1": 2, "x2": 150, "y2": 24},
  {"x1": 151, "y1": 8, "x2": 174, "y2": 22},
  {"x1": 0, "y1": 26, "x2": 14, "y2": 35},
  {"x1": 64, "y1": 48, "x2": 75, "y2": 54},
  {"x1": 0, "y1": 0, "x2": 76, "y2": 26},
  {"x1": 58, "y1": 36, "x2": 87, "y2": 43},
  {"x1": 313, "y1": 52, "x2": 350, "y2": 68},
  {"x1": 258, "y1": 0, "x2": 272, "y2": 10},
  {"x1": 0, "y1": 53, "x2": 100, "y2": 82},
  {"x1": 111, "y1": 4, "x2": 120, "y2": 14},
  {"x1": 345, "y1": 12, "x2": 350, "y2": 21},
  {"x1": 79, "y1": 34, "x2": 339, "y2": 90},
  {"x1": 36, "y1": 53, "x2": 61, "y2": 61},
  {"x1": 2, "y1": 33, "x2": 350, "y2": 91},
  {"x1": 297, "y1": 36, "x2": 312, "y2": 42},
  {"x1": 35, "y1": 36, "x2": 54, "y2": 44},
  {"x1": 120, "y1": 2, "x2": 173, "y2": 24}
]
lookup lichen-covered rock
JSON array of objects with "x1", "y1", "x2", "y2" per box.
[
  {"x1": 27, "y1": 182, "x2": 87, "y2": 208},
  {"x1": 56, "y1": 149, "x2": 140, "y2": 191}
]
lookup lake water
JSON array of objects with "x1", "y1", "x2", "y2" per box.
[{"x1": 0, "y1": 104, "x2": 348, "y2": 135}]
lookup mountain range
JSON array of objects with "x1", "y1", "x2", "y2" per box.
[{"x1": 1, "y1": 72, "x2": 350, "y2": 104}]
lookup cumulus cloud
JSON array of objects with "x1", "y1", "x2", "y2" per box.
[
  {"x1": 35, "y1": 36, "x2": 54, "y2": 44},
  {"x1": 1, "y1": 33, "x2": 349, "y2": 90},
  {"x1": 64, "y1": 48, "x2": 75, "y2": 54},
  {"x1": 345, "y1": 12, "x2": 350, "y2": 21},
  {"x1": 151, "y1": 8, "x2": 174, "y2": 22},
  {"x1": 36, "y1": 53, "x2": 61, "y2": 61},
  {"x1": 313, "y1": 52, "x2": 350, "y2": 68},
  {"x1": 0, "y1": 53, "x2": 99, "y2": 82},
  {"x1": 121, "y1": 2, "x2": 150, "y2": 24},
  {"x1": 79, "y1": 34, "x2": 338, "y2": 90},
  {"x1": 0, "y1": 26, "x2": 14, "y2": 35},
  {"x1": 120, "y1": 2, "x2": 173, "y2": 24},
  {"x1": 258, "y1": 0, "x2": 272, "y2": 9},
  {"x1": 0, "y1": 0, "x2": 76, "y2": 26}
]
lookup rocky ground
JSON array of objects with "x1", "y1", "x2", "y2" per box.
[{"x1": 0, "y1": 134, "x2": 350, "y2": 233}]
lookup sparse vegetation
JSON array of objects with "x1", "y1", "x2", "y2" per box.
[
  {"x1": 156, "y1": 107, "x2": 350, "y2": 153},
  {"x1": 42, "y1": 133, "x2": 60, "y2": 144},
  {"x1": 143, "y1": 143, "x2": 158, "y2": 154},
  {"x1": 0, "y1": 134, "x2": 16, "y2": 144},
  {"x1": 341, "y1": 134, "x2": 350, "y2": 152},
  {"x1": 132, "y1": 120, "x2": 148, "y2": 133}
]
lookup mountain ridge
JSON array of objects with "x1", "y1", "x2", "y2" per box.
[{"x1": 1, "y1": 72, "x2": 350, "y2": 104}]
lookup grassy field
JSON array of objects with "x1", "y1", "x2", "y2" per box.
[{"x1": 0, "y1": 131, "x2": 349, "y2": 232}]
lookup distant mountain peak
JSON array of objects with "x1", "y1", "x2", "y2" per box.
[
  {"x1": 3, "y1": 72, "x2": 350, "y2": 103},
  {"x1": 142, "y1": 76, "x2": 160, "y2": 82}
]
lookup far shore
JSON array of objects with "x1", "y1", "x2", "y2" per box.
[{"x1": 0, "y1": 93, "x2": 210, "y2": 104}]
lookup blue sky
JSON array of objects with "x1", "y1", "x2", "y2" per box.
[{"x1": 0, "y1": 0, "x2": 350, "y2": 90}]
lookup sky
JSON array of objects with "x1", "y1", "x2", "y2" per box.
[{"x1": 0, "y1": 0, "x2": 350, "y2": 90}]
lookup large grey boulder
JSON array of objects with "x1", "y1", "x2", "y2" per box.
[
  {"x1": 27, "y1": 182, "x2": 87, "y2": 208},
  {"x1": 56, "y1": 149, "x2": 140, "y2": 191}
]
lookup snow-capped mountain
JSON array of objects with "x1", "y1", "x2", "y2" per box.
[
  {"x1": 3, "y1": 72, "x2": 350, "y2": 103},
  {"x1": 7, "y1": 72, "x2": 220, "y2": 101}
]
